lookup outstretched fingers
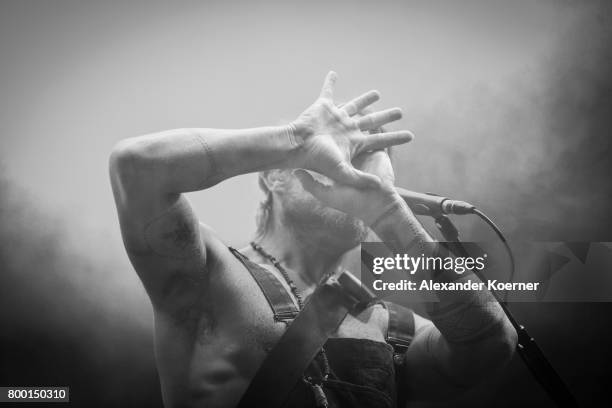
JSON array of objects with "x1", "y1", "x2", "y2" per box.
[
  {"x1": 357, "y1": 108, "x2": 403, "y2": 130},
  {"x1": 319, "y1": 71, "x2": 338, "y2": 100},
  {"x1": 360, "y1": 130, "x2": 414, "y2": 152},
  {"x1": 342, "y1": 90, "x2": 380, "y2": 116}
]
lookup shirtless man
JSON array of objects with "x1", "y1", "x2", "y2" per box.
[{"x1": 110, "y1": 72, "x2": 517, "y2": 408}]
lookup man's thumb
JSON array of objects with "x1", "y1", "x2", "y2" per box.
[
  {"x1": 328, "y1": 162, "x2": 381, "y2": 189},
  {"x1": 294, "y1": 169, "x2": 332, "y2": 201}
]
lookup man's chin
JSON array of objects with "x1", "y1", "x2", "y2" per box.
[
  {"x1": 326, "y1": 223, "x2": 367, "y2": 247},
  {"x1": 281, "y1": 195, "x2": 369, "y2": 250},
  {"x1": 292, "y1": 210, "x2": 368, "y2": 248},
  {"x1": 326, "y1": 212, "x2": 368, "y2": 243}
]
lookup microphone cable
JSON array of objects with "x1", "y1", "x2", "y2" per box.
[
  {"x1": 430, "y1": 203, "x2": 579, "y2": 407},
  {"x1": 471, "y1": 208, "x2": 515, "y2": 303}
]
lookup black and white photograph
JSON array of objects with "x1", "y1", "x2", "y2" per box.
[{"x1": 1, "y1": 1, "x2": 611, "y2": 407}]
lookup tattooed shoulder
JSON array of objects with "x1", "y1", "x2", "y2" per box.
[{"x1": 143, "y1": 199, "x2": 203, "y2": 259}]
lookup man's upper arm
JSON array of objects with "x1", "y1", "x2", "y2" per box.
[{"x1": 109, "y1": 144, "x2": 215, "y2": 308}]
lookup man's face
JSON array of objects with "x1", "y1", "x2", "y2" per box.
[{"x1": 276, "y1": 170, "x2": 369, "y2": 250}]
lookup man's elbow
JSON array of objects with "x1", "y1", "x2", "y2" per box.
[
  {"x1": 110, "y1": 139, "x2": 142, "y2": 178},
  {"x1": 446, "y1": 318, "x2": 517, "y2": 385},
  {"x1": 475, "y1": 318, "x2": 518, "y2": 374},
  {"x1": 492, "y1": 318, "x2": 517, "y2": 365},
  {"x1": 109, "y1": 138, "x2": 161, "y2": 201},
  {"x1": 110, "y1": 137, "x2": 159, "y2": 182}
]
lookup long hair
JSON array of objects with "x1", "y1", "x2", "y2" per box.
[{"x1": 254, "y1": 172, "x2": 273, "y2": 239}]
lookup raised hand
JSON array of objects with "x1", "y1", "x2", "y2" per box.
[
  {"x1": 294, "y1": 149, "x2": 407, "y2": 226},
  {"x1": 290, "y1": 71, "x2": 413, "y2": 188}
]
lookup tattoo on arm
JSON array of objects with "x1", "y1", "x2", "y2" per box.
[
  {"x1": 143, "y1": 199, "x2": 203, "y2": 260},
  {"x1": 426, "y1": 290, "x2": 505, "y2": 344},
  {"x1": 372, "y1": 204, "x2": 433, "y2": 254}
]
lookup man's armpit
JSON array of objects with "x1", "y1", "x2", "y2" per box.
[{"x1": 143, "y1": 198, "x2": 204, "y2": 260}]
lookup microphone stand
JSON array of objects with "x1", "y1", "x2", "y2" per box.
[{"x1": 433, "y1": 214, "x2": 579, "y2": 408}]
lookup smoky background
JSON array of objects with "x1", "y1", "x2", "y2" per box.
[{"x1": 0, "y1": 0, "x2": 611, "y2": 406}]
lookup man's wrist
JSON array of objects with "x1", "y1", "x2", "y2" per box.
[
  {"x1": 369, "y1": 191, "x2": 408, "y2": 229},
  {"x1": 369, "y1": 192, "x2": 435, "y2": 253},
  {"x1": 287, "y1": 121, "x2": 310, "y2": 148}
]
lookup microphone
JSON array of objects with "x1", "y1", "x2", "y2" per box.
[{"x1": 395, "y1": 187, "x2": 475, "y2": 216}]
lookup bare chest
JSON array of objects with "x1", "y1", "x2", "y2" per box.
[{"x1": 153, "y1": 256, "x2": 389, "y2": 407}]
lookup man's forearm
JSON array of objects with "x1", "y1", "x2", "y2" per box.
[
  {"x1": 369, "y1": 196, "x2": 434, "y2": 253},
  {"x1": 371, "y1": 197, "x2": 516, "y2": 382},
  {"x1": 111, "y1": 125, "x2": 299, "y2": 195}
]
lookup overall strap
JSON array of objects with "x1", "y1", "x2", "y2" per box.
[
  {"x1": 229, "y1": 247, "x2": 299, "y2": 322},
  {"x1": 237, "y1": 278, "x2": 358, "y2": 408},
  {"x1": 383, "y1": 301, "x2": 415, "y2": 408},
  {"x1": 383, "y1": 301, "x2": 415, "y2": 356}
]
